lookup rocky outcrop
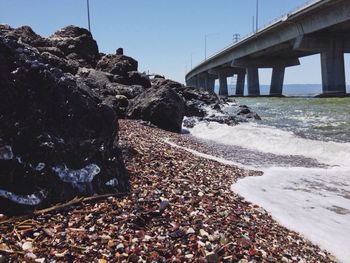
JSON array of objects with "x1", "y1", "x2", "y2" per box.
[
  {"x1": 48, "y1": 26, "x2": 100, "y2": 68},
  {"x1": 96, "y1": 53, "x2": 138, "y2": 76},
  {"x1": 76, "y1": 68, "x2": 149, "y2": 118},
  {"x1": 0, "y1": 25, "x2": 50, "y2": 47},
  {"x1": 0, "y1": 29, "x2": 128, "y2": 215},
  {"x1": 0, "y1": 24, "x2": 262, "y2": 215},
  {"x1": 150, "y1": 77, "x2": 221, "y2": 118},
  {"x1": 126, "y1": 87, "x2": 185, "y2": 133},
  {"x1": 0, "y1": 25, "x2": 100, "y2": 74}
]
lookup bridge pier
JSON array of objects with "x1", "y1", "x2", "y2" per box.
[
  {"x1": 218, "y1": 74, "x2": 228, "y2": 96},
  {"x1": 236, "y1": 71, "x2": 246, "y2": 96},
  {"x1": 321, "y1": 39, "x2": 346, "y2": 95},
  {"x1": 198, "y1": 77, "x2": 204, "y2": 89},
  {"x1": 247, "y1": 67, "x2": 260, "y2": 96},
  {"x1": 205, "y1": 75, "x2": 216, "y2": 93},
  {"x1": 270, "y1": 67, "x2": 285, "y2": 96}
]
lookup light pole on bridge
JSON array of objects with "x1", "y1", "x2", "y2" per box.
[
  {"x1": 86, "y1": 0, "x2": 91, "y2": 32},
  {"x1": 204, "y1": 33, "x2": 219, "y2": 61},
  {"x1": 255, "y1": 0, "x2": 259, "y2": 32}
]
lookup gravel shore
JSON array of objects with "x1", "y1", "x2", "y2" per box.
[{"x1": 0, "y1": 120, "x2": 337, "y2": 262}]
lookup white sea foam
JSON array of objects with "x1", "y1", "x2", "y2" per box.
[
  {"x1": 188, "y1": 121, "x2": 350, "y2": 262},
  {"x1": 189, "y1": 122, "x2": 350, "y2": 166}
]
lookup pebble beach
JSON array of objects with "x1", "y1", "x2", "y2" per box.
[{"x1": 0, "y1": 119, "x2": 337, "y2": 262}]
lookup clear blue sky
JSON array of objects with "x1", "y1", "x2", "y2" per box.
[{"x1": 1, "y1": 0, "x2": 350, "y2": 84}]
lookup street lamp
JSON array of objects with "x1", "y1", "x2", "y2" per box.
[
  {"x1": 255, "y1": 0, "x2": 259, "y2": 32},
  {"x1": 191, "y1": 53, "x2": 193, "y2": 69},
  {"x1": 204, "y1": 33, "x2": 218, "y2": 60},
  {"x1": 87, "y1": 0, "x2": 91, "y2": 32}
]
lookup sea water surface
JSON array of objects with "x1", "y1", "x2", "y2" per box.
[{"x1": 188, "y1": 97, "x2": 350, "y2": 263}]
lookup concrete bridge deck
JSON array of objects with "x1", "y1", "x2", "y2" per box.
[{"x1": 185, "y1": 0, "x2": 350, "y2": 96}]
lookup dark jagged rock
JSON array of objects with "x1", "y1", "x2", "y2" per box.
[
  {"x1": 0, "y1": 31, "x2": 128, "y2": 215},
  {"x1": 96, "y1": 53, "x2": 138, "y2": 76},
  {"x1": 77, "y1": 67, "x2": 114, "y2": 90},
  {"x1": 116, "y1": 48, "x2": 124, "y2": 55},
  {"x1": 1, "y1": 25, "x2": 50, "y2": 47},
  {"x1": 41, "y1": 51, "x2": 79, "y2": 74},
  {"x1": 0, "y1": 25, "x2": 99, "y2": 73},
  {"x1": 126, "y1": 87, "x2": 185, "y2": 133},
  {"x1": 185, "y1": 100, "x2": 206, "y2": 117},
  {"x1": 201, "y1": 116, "x2": 239, "y2": 126},
  {"x1": 151, "y1": 78, "x2": 221, "y2": 118},
  {"x1": 49, "y1": 25, "x2": 99, "y2": 68},
  {"x1": 37, "y1": 46, "x2": 65, "y2": 58},
  {"x1": 109, "y1": 71, "x2": 151, "y2": 89},
  {"x1": 153, "y1": 74, "x2": 165, "y2": 79},
  {"x1": 237, "y1": 105, "x2": 261, "y2": 120},
  {"x1": 76, "y1": 68, "x2": 145, "y2": 117},
  {"x1": 127, "y1": 71, "x2": 151, "y2": 89},
  {"x1": 106, "y1": 84, "x2": 145, "y2": 99},
  {"x1": 102, "y1": 95, "x2": 129, "y2": 118},
  {"x1": 151, "y1": 77, "x2": 183, "y2": 90}
]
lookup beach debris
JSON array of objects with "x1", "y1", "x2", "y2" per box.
[{"x1": 22, "y1": 241, "x2": 33, "y2": 252}]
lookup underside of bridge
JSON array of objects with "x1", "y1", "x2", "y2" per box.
[{"x1": 186, "y1": 0, "x2": 350, "y2": 97}]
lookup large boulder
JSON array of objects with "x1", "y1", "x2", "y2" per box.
[
  {"x1": 40, "y1": 51, "x2": 79, "y2": 74},
  {"x1": 77, "y1": 67, "x2": 114, "y2": 90},
  {"x1": 126, "y1": 71, "x2": 151, "y2": 89},
  {"x1": 151, "y1": 77, "x2": 220, "y2": 117},
  {"x1": 110, "y1": 71, "x2": 151, "y2": 89},
  {"x1": 0, "y1": 32, "x2": 128, "y2": 215},
  {"x1": 49, "y1": 25, "x2": 99, "y2": 68},
  {"x1": 151, "y1": 77, "x2": 183, "y2": 90},
  {"x1": 126, "y1": 87, "x2": 185, "y2": 133},
  {"x1": 96, "y1": 53, "x2": 138, "y2": 76}
]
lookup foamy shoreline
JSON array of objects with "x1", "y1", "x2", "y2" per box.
[{"x1": 187, "y1": 120, "x2": 350, "y2": 263}]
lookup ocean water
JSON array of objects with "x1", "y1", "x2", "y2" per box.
[
  {"x1": 187, "y1": 97, "x2": 350, "y2": 263},
  {"x1": 236, "y1": 97, "x2": 350, "y2": 143}
]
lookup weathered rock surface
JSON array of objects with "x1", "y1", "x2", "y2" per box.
[
  {"x1": 48, "y1": 26, "x2": 100, "y2": 68},
  {"x1": 151, "y1": 77, "x2": 221, "y2": 118},
  {"x1": 0, "y1": 25, "x2": 100, "y2": 74},
  {"x1": 96, "y1": 53, "x2": 138, "y2": 76},
  {"x1": 126, "y1": 87, "x2": 185, "y2": 133},
  {"x1": 0, "y1": 29, "x2": 128, "y2": 214},
  {"x1": 0, "y1": 25, "x2": 50, "y2": 47}
]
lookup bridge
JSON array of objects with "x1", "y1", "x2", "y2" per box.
[{"x1": 185, "y1": 0, "x2": 350, "y2": 97}]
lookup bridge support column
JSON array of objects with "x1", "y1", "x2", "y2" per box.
[
  {"x1": 236, "y1": 71, "x2": 246, "y2": 96},
  {"x1": 199, "y1": 77, "x2": 206, "y2": 90},
  {"x1": 321, "y1": 39, "x2": 346, "y2": 95},
  {"x1": 205, "y1": 75, "x2": 216, "y2": 93},
  {"x1": 247, "y1": 67, "x2": 260, "y2": 96},
  {"x1": 186, "y1": 78, "x2": 195, "y2": 87},
  {"x1": 270, "y1": 67, "x2": 285, "y2": 96},
  {"x1": 218, "y1": 74, "x2": 228, "y2": 96},
  {"x1": 195, "y1": 76, "x2": 201, "y2": 89}
]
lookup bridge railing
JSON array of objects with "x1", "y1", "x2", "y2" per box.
[
  {"x1": 257, "y1": 0, "x2": 321, "y2": 32},
  {"x1": 188, "y1": 0, "x2": 322, "y2": 74}
]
